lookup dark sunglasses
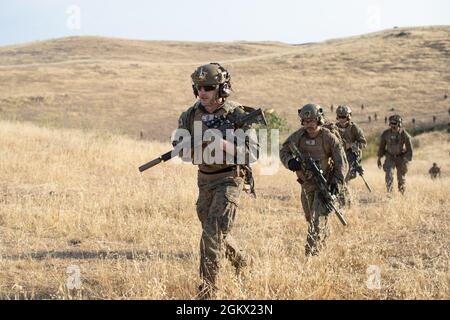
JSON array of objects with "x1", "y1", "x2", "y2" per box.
[
  {"x1": 338, "y1": 116, "x2": 348, "y2": 119},
  {"x1": 195, "y1": 85, "x2": 217, "y2": 92},
  {"x1": 390, "y1": 122, "x2": 399, "y2": 126}
]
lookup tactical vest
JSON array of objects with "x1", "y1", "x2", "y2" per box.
[
  {"x1": 386, "y1": 130, "x2": 407, "y2": 156},
  {"x1": 294, "y1": 128, "x2": 334, "y2": 179},
  {"x1": 180, "y1": 100, "x2": 249, "y2": 173},
  {"x1": 336, "y1": 122, "x2": 356, "y2": 150}
]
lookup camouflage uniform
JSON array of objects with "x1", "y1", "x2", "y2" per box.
[
  {"x1": 377, "y1": 128, "x2": 413, "y2": 193},
  {"x1": 429, "y1": 164, "x2": 441, "y2": 179},
  {"x1": 336, "y1": 122, "x2": 367, "y2": 181},
  {"x1": 280, "y1": 126, "x2": 346, "y2": 256},
  {"x1": 335, "y1": 105, "x2": 367, "y2": 207},
  {"x1": 177, "y1": 99, "x2": 251, "y2": 296}
]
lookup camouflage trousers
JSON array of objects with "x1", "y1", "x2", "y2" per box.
[
  {"x1": 337, "y1": 183, "x2": 352, "y2": 208},
  {"x1": 300, "y1": 186, "x2": 330, "y2": 256},
  {"x1": 196, "y1": 170, "x2": 247, "y2": 291},
  {"x1": 344, "y1": 150, "x2": 358, "y2": 183},
  {"x1": 383, "y1": 155, "x2": 409, "y2": 194}
]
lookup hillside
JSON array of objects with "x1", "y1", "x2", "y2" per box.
[
  {"x1": 0, "y1": 119, "x2": 448, "y2": 299},
  {"x1": 0, "y1": 26, "x2": 449, "y2": 141}
]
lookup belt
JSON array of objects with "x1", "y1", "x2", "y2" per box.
[
  {"x1": 387, "y1": 152, "x2": 405, "y2": 158},
  {"x1": 199, "y1": 166, "x2": 236, "y2": 175}
]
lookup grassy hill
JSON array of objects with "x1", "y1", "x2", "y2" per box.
[
  {"x1": 0, "y1": 119, "x2": 448, "y2": 299},
  {"x1": 0, "y1": 26, "x2": 449, "y2": 141}
]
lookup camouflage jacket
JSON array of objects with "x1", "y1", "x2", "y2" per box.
[
  {"x1": 280, "y1": 127, "x2": 347, "y2": 190},
  {"x1": 377, "y1": 128, "x2": 413, "y2": 161},
  {"x1": 429, "y1": 166, "x2": 441, "y2": 175},
  {"x1": 174, "y1": 100, "x2": 254, "y2": 173},
  {"x1": 336, "y1": 122, "x2": 367, "y2": 152}
]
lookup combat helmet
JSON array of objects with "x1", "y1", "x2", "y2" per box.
[
  {"x1": 336, "y1": 105, "x2": 352, "y2": 120},
  {"x1": 191, "y1": 63, "x2": 231, "y2": 98},
  {"x1": 389, "y1": 114, "x2": 403, "y2": 126},
  {"x1": 298, "y1": 104, "x2": 325, "y2": 125}
]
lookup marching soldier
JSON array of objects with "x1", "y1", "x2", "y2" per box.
[
  {"x1": 174, "y1": 63, "x2": 257, "y2": 299},
  {"x1": 280, "y1": 104, "x2": 346, "y2": 256},
  {"x1": 335, "y1": 105, "x2": 367, "y2": 206},
  {"x1": 429, "y1": 163, "x2": 441, "y2": 179},
  {"x1": 335, "y1": 105, "x2": 367, "y2": 181},
  {"x1": 377, "y1": 115, "x2": 413, "y2": 194}
]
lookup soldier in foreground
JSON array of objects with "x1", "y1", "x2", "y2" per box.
[
  {"x1": 280, "y1": 104, "x2": 347, "y2": 256},
  {"x1": 174, "y1": 63, "x2": 259, "y2": 299},
  {"x1": 377, "y1": 115, "x2": 413, "y2": 194},
  {"x1": 429, "y1": 163, "x2": 441, "y2": 179}
]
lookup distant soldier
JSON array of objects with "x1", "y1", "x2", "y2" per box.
[
  {"x1": 429, "y1": 163, "x2": 441, "y2": 179},
  {"x1": 374, "y1": 113, "x2": 378, "y2": 121},
  {"x1": 412, "y1": 118, "x2": 416, "y2": 126},
  {"x1": 377, "y1": 115, "x2": 413, "y2": 194},
  {"x1": 433, "y1": 116, "x2": 437, "y2": 124},
  {"x1": 368, "y1": 115, "x2": 372, "y2": 123},
  {"x1": 384, "y1": 116, "x2": 388, "y2": 124},
  {"x1": 280, "y1": 104, "x2": 346, "y2": 256},
  {"x1": 330, "y1": 104, "x2": 334, "y2": 112},
  {"x1": 444, "y1": 93, "x2": 448, "y2": 100}
]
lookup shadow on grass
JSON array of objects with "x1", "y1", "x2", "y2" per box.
[{"x1": 2, "y1": 250, "x2": 195, "y2": 261}]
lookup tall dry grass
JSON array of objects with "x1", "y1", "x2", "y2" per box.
[{"x1": 0, "y1": 120, "x2": 448, "y2": 299}]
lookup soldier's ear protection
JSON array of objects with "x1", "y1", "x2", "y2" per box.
[
  {"x1": 219, "y1": 81, "x2": 231, "y2": 98},
  {"x1": 212, "y1": 62, "x2": 232, "y2": 98}
]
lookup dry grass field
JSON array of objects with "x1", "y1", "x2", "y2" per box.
[
  {"x1": 0, "y1": 120, "x2": 448, "y2": 299},
  {"x1": 0, "y1": 26, "x2": 449, "y2": 141}
]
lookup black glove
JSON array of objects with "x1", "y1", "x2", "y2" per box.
[
  {"x1": 288, "y1": 159, "x2": 302, "y2": 172},
  {"x1": 330, "y1": 182, "x2": 340, "y2": 196},
  {"x1": 347, "y1": 151, "x2": 358, "y2": 164}
]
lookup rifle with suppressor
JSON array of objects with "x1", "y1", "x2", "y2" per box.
[
  {"x1": 289, "y1": 143, "x2": 348, "y2": 226},
  {"x1": 139, "y1": 108, "x2": 267, "y2": 172}
]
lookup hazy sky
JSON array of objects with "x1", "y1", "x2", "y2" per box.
[{"x1": 1, "y1": 0, "x2": 449, "y2": 46}]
